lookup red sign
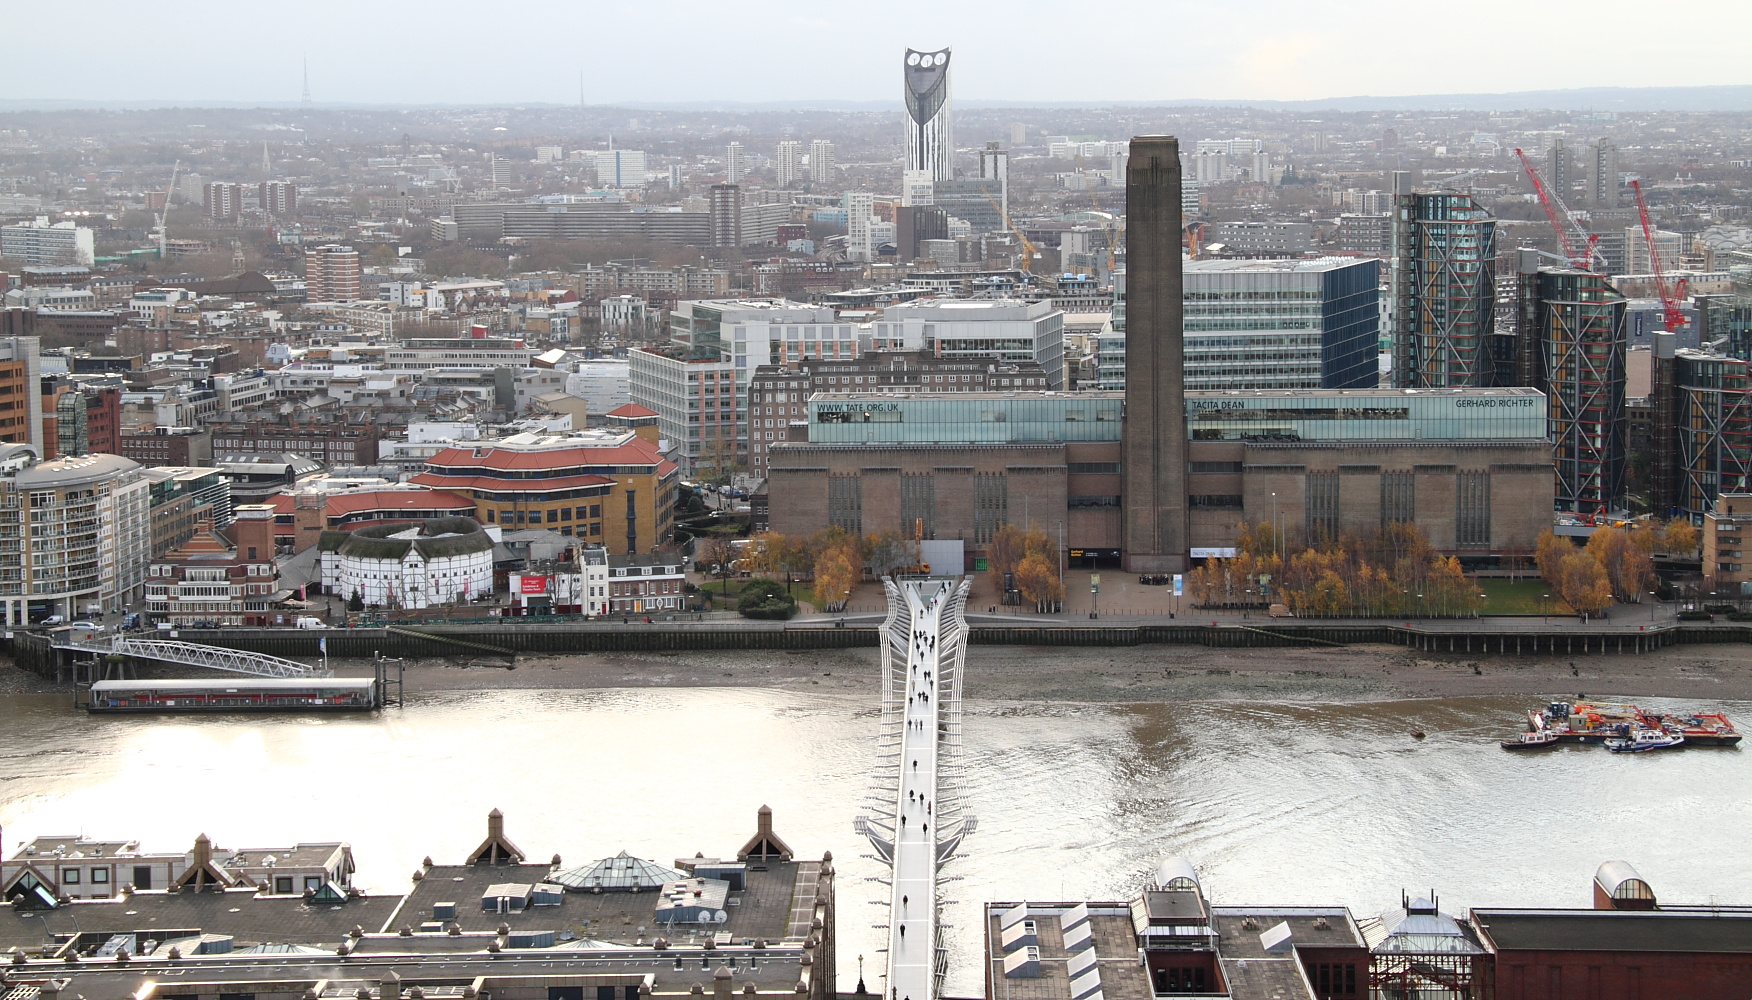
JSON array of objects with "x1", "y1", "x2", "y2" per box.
[{"x1": 519, "y1": 576, "x2": 550, "y2": 595}]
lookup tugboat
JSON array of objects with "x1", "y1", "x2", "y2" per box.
[
  {"x1": 1604, "y1": 727, "x2": 1686, "y2": 753},
  {"x1": 1501, "y1": 730, "x2": 1561, "y2": 751}
]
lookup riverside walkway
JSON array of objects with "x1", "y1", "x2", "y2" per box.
[{"x1": 858, "y1": 577, "x2": 974, "y2": 1000}]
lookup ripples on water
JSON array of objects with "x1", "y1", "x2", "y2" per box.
[{"x1": 1, "y1": 689, "x2": 1748, "y2": 996}]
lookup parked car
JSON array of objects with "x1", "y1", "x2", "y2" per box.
[
  {"x1": 69, "y1": 621, "x2": 104, "y2": 632},
  {"x1": 38, "y1": 614, "x2": 65, "y2": 627},
  {"x1": 294, "y1": 616, "x2": 329, "y2": 629},
  {"x1": 119, "y1": 612, "x2": 141, "y2": 629}
]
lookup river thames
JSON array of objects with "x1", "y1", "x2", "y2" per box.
[{"x1": 2, "y1": 688, "x2": 1748, "y2": 995}]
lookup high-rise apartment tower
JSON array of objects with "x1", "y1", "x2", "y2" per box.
[
  {"x1": 902, "y1": 48, "x2": 953, "y2": 182},
  {"x1": 1389, "y1": 172, "x2": 1498, "y2": 387}
]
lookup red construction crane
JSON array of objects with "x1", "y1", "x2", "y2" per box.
[
  {"x1": 1513, "y1": 147, "x2": 1602, "y2": 270},
  {"x1": 1631, "y1": 178, "x2": 1689, "y2": 334}
]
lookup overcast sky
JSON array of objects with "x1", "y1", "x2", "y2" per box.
[{"x1": 7, "y1": 0, "x2": 1750, "y2": 107}]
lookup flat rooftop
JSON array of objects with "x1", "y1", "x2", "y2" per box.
[
  {"x1": 396, "y1": 861, "x2": 809, "y2": 944},
  {"x1": 1472, "y1": 908, "x2": 1752, "y2": 953},
  {"x1": 0, "y1": 887, "x2": 404, "y2": 953},
  {"x1": 1185, "y1": 256, "x2": 1372, "y2": 274}
]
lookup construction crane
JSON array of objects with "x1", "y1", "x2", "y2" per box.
[
  {"x1": 153, "y1": 160, "x2": 180, "y2": 259},
  {"x1": 1513, "y1": 147, "x2": 1603, "y2": 271},
  {"x1": 984, "y1": 190, "x2": 1037, "y2": 279},
  {"x1": 1073, "y1": 152, "x2": 1121, "y2": 275},
  {"x1": 1631, "y1": 179, "x2": 1689, "y2": 335}
]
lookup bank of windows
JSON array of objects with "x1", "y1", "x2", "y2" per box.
[
  {"x1": 1154, "y1": 966, "x2": 1208, "y2": 994},
  {"x1": 1456, "y1": 471, "x2": 1491, "y2": 548},
  {"x1": 1381, "y1": 471, "x2": 1416, "y2": 525},
  {"x1": 1306, "y1": 472, "x2": 1340, "y2": 541},
  {"x1": 1189, "y1": 461, "x2": 1243, "y2": 474},
  {"x1": 1189, "y1": 494, "x2": 1242, "y2": 508},
  {"x1": 827, "y1": 475, "x2": 862, "y2": 535},
  {"x1": 489, "y1": 504, "x2": 604, "y2": 537},
  {"x1": 972, "y1": 474, "x2": 1006, "y2": 544},
  {"x1": 899, "y1": 473, "x2": 935, "y2": 539},
  {"x1": 1068, "y1": 462, "x2": 1122, "y2": 474},
  {"x1": 1069, "y1": 495, "x2": 1121, "y2": 508}
]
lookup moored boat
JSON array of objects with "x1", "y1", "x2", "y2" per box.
[
  {"x1": 1604, "y1": 728, "x2": 1685, "y2": 753},
  {"x1": 1501, "y1": 731, "x2": 1561, "y2": 751}
]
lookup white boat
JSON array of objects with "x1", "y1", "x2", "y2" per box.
[{"x1": 1604, "y1": 728, "x2": 1685, "y2": 753}]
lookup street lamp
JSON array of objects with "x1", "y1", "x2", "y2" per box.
[
  {"x1": 1649, "y1": 590, "x2": 1658, "y2": 621},
  {"x1": 1271, "y1": 492, "x2": 1279, "y2": 561}
]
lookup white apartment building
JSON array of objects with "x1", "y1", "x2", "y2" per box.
[
  {"x1": 902, "y1": 170, "x2": 934, "y2": 207},
  {"x1": 775, "y1": 141, "x2": 802, "y2": 187},
  {"x1": 0, "y1": 218, "x2": 95, "y2": 267},
  {"x1": 628, "y1": 347, "x2": 741, "y2": 476},
  {"x1": 808, "y1": 140, "x2": 835, "y2": 184},
  {"x1": 726, "y1": 142, "x2": 746, "y2": 183},
  {"x1": 846, "y1": 192, "x2": 875, "y2": 262},
  {"x1": 595, "y1": 149, "x2": 648, "y2": 188},
  {"x1": 566, "y1": 360, "x2": 631, "y2": 414},
  {"x1": 0, "y1": 449, "x2": 150, "y2": 624},
  {"x1": 382, "y1": 338, "x2": 533, "y2": 370},
  {"x1": 872, "y1": 299, "x2": 1067, "y2": 388}
]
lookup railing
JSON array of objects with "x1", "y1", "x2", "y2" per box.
[{"x1": 54, "y1": 637, "x2": 327, "y2": 678}]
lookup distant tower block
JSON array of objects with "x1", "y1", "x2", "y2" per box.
[{"x1": 1120, "y1": 136, "x2": 1189, "y2": 574}]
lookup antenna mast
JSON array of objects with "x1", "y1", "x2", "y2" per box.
[{"x1": 301, "y1": 58, "x2": 312, "y2": 107}]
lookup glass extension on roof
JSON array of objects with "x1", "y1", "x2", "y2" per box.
[{"x1": 550, "y1": 850, "x2": 685, "y2": 891}]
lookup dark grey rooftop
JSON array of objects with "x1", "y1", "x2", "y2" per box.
[
  {"x1": 0, "y1": 887, "x2": 403, "y2": 953},
  {"x1": 395, "y1": 862, "x2": 803, "y2": 945},
  {"x1": 1472, "y1": 907, "x2": 1752, "y2": 954}
]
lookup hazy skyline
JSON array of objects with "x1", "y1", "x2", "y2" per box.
[{"x1": 5, "y1": 0, "x2": 1751, "y2": 107}]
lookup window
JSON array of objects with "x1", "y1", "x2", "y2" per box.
[
  {"x1": 91, "y1": 868, "x2": 108, "y2": 884},
  {"x1": 1306, "y1": 472, "x2": 1340, "y2": 541},
  {"x1": 62, "y1": 869, "x2": 80, "y2": 884},
  {"x1": 973, "y1": 473, "x2": 1006, "y2": 544},
  {"x1": 547, "y1": 509, "x2": 559, "y2": 523},
  {"x1": 275, "y1": 876, "x2": 294, "y2": 894},
  {"x1": 560, "y1": 508, "x2": 572, "y2": 521},
  {"x1": 1457, "y1": 471, "x2": 1491, "y2": 548},
  {"x1": 305, "y1": 876, "x2": 321, "y2": 892},
  {"x1": 828, "y1": 475, "x2": 862, "y2": 534},
  {"x1": 1381, "y1": 471, "x2": 1415, "y2": 525},
  {"x1": 1190, "y1": 461, "x2": 1243, "y2": 474}
]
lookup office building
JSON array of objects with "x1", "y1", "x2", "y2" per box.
[
  {"x1": 0, "y1": 448, "x2": 150, "y2": 624},
  {"x1": 745, "y1": 351, "x2": 1050, "y2": 475},
  {"x1": 145, "y1": 505, "x2": 282, "y2": 626},
  {"x1": 455, "y1": 203, "x2": 711, "y2": 245},
  {"x1": 768, "y1": 387, "x2": 1553, "y2": 560},
  {"x1": 726, "y1": 142, "x2": 746, "y2": 183},
  {"x1": 901, "y1": 169, "x2": 934, "y2": 207},
  {"x1": 382, "y1": 338, "x2": 532, "y2": 371},
  {"x1": 1121, "y1": 136, "x2": 1189, "y2": 573},
  {"x1": 203, "y1": 181, "x2": 244, "y2": 221},
  {"x1": 876, "y1": 298, "x2": 1065, "y2": 388},
  {"x1": 144, "y1": 466, "x2": 234, "y2": 556},
  {"x1": 1207, "y1": 221, "x2": 1312, "y2": 256},
  {"x1": 0, "y1": 218, "x2": 95, "y2": 267},
  {"x1": 259, "y1": 180, "x2": 298, "y2": 215},
  {"x1": 1179, "y1": 257, "x2": 1380, "y2": 390},
  {"x1": 1651, "y1": 338, "x2": 1752, "y2": 520},
  {"x1": 775, "y1": 140, "x2": 802, "y2": 187},
  {"x1": 304, "y1": 244, "x2": 362, "y2": 303},
  {"x1": 895, "y1": 205, "x2": 948, "y2": 261},
  {"x1": 1337, "y1": 213, "x2": 1391, "y2": 256},
  {"x1": 1389, "y1": 177, "x2": 1498, "y2": 387},
  {"x1": 411, "y1": 428, "x2": 676, "y2": 552},
  {"x1": 980, "y1": 141, "x2": 1009, "y2": 222},
  {"x1": 1546, "y1": 138, "x2": 1577, "y2": 203},
  {"x1": 846, "y1": 191, "x2": 875, "y2": 262},
  {"x1": 930, "y1": 178, "x2": 1005, "y2": 233},
  {"x1": 1514, "y1": 260, "x2": 1629, "y2": 514},
  {"x1": 808, "y1": 139, "x2": 835, "y2": 185},
  {"x1": 594, "y1": 149, "x2": 647, "y2": 188},
  {"x1": 903, "y1": 47, "x2": 954, "y2": 182},
  {"x1": 1625, "y1": 226, "x2": 1683, "y2": 275}
]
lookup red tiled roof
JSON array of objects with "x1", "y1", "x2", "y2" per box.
[
  {"x1": 424, "y1": 438, "x2": 663, "y2": 473},
  {"x1": 606, "y1": 403, "x2": 658, "y2": 417},
  {"x1": 408, "y1": 472, "x2": 616, "y2": 492},
  {"x1": 324, "y1": 489, "x2": 478, "y2": 516}
]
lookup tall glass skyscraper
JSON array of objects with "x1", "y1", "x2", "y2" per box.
[
  {"x1": 1389, "y1": 175, "x2": 1498, "y2": 388},
  {"x1": 903, "y1": 48, "x2": 953, "y2": 182}
]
